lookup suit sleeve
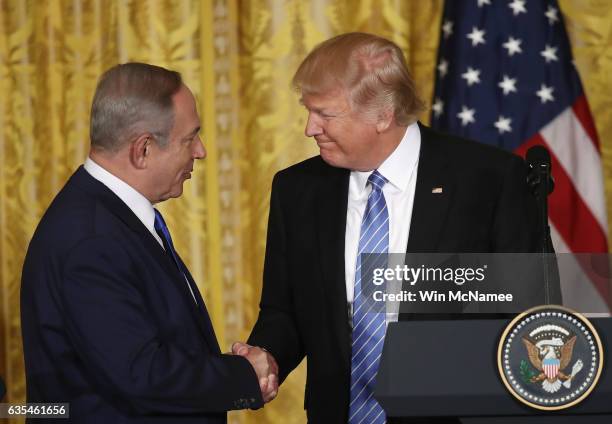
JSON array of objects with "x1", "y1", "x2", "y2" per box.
[
  {"x1": 491, "y1": 154, "x2": 562, "y2": 305},
  {"x1": 248, "y1": 173, "x2": 305, "y2": 383},
  {"x1": 60, "y1": 235, "x2": 263, "y2": 415}
]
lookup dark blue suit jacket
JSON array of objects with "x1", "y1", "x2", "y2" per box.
[{"x1": 21, "y1": 167, "x2": 262, "y2": 423}]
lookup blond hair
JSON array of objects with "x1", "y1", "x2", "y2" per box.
[{"x1": 293, "y1": 32, "x2": 425, "y2": 125}]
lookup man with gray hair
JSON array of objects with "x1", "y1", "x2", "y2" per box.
[
  {"x1": 21, "y1": 63, "x2": 277, "y2": 423},
  {"x1": 234, "y1": 33, "x2": 557, "y2": 423}
]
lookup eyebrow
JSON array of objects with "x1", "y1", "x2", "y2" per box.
[{"x1": 299, "y1": 101, "x2": 324, "y2": 114}]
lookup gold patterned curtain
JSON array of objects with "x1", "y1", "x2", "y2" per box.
[{"x1": 0, "y1": 1, "x2": 610, "y2": 424}]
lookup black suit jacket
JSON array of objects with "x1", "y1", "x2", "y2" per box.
[
  {"x1": 248, "y1": 124, "x2": 560, "y2": 423},
  {"x1": 21, "y1": 167, "x2": 263, "y2": 423}
]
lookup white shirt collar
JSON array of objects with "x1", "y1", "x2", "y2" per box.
[
  {"x1": 83, "y1": 157, "x2": 160, "y2": 245},
  {"x1": 353, "y1": 122, "x2": 421, "y2": 193}
]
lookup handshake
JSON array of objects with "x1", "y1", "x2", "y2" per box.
[{"x1": 231, "y1": 342, "x2": 279, "y2": 403}]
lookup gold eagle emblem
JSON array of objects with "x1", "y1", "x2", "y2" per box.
[{"x1": 522, "y1": 335, "x2": 583, "y2": 393}]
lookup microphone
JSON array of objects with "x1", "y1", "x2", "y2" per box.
[
  {"x1": 526, "y1": 145, "x2": 554, "y2": 196},
  {"x1": 525, "y1": 145, "x2": 556, "y2": 304}
]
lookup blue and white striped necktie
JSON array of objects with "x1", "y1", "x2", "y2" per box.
[{"x1": 349, "y1": 170, "x2": 388, "y2": 424}]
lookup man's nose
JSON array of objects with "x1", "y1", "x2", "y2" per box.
[
  {"x1": 193, "y1": 135, "x2": 206, "y2": 159},
  {"x1": 304, "y1": 113, "x2": 323, "y2": 137}
]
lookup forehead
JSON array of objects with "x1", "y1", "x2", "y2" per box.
[
  {"x1": 173, "y1": 85, "x2": 197, "y2": 112},
  {"x1": 172, "y1": 85, "x2": 200, "y2": 123},
  {"x1": 169, "y1": 85, "x2": 200, "y2": 138}
]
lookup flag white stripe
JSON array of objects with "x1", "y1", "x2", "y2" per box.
[
  {"x1": 540, "y1": 108, "x2": 608, "y2": 231},
  {"x1": 550, "y1": 223, "x2": 609, "y2": 313}
]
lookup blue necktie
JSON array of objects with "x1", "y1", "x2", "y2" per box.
[
  {"x1": 154, "y1": 209, "x2": 198, "y2": 304},
  {"x1": 349, "y1": 170, "x2": 388, "y2": 424}
]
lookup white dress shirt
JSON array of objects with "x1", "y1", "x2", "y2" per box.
[
  {"x1": 83, "y1": 158, "x2": 198, "y2": 303},
  {"x1": 84, "y1": 157, "x2": 164, "y2": 247},
  {"x1": 345, "y1": 122, "x2": 421, "y2": 323}
]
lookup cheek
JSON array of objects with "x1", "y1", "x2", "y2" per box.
[
  {"x1": 339, "y1": 127, "x2": 372, "y2": 152},
  {"x1": 174, "y1": 151, "x2": 189, "y2": 170},
  {"x1": 327, "y1": 123, "x2": 350, "y2": 146}
]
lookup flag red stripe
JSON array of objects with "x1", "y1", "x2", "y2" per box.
[
  {"x1": 516, "y1": 135, "x2": 609, "y2": 301},
  {"x1": 572, "y1": 95, "x2": 601, "y2": 151},
  {"x1": 516, "y1": 134, "x2": 608, "y2": 253},
  {"x1": 515, "y1": 134, "x2": 610, "y2": 303}
]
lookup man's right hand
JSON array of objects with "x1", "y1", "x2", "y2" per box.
[{"x1": 232, "y1": 342, "x2": 279, "y2": 403}]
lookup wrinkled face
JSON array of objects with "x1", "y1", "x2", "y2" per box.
[
  {"x1": 301, "y1": 90, "x2": 381, "y2": 171},
  {"x1": 148, "y1": 85, "x2": 205, "y2": 203}
]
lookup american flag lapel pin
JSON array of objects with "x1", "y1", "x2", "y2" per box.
[{"x1": 432, "y1": 187, "x2": 443, "y2": 194}]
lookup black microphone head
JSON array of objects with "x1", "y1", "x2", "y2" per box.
[
  {"x1": 526, "y1": 145, "x2": 554, "y2": 195},
  {"x1": 526, "y1": 145, "x2": 551, "y2": 165}
]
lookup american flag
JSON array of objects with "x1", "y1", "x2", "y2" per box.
[{"x1": 430, "y1": 0, "x2": 609, "y2": 311}]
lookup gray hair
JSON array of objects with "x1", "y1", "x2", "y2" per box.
[{"x1": 90, "y1": 63, "x2": 182, "y2": 151}]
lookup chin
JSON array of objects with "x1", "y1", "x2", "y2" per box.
[
  {"x1": 160, "y1": 187, "x2": 184, "y2": 202},
  {"x1": 171, "y1": 187, "x2": 184, "y2": 198},
  {"x1": 320, "y1": 154, "x2": 351, "y2": 170},
  {"x1": 320, "y1": 151, "x2": 340, "y2": 168}
]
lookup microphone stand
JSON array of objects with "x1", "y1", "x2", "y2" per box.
[{"x1": 529, "y1": 160, "x2": 554, "y2": 305}]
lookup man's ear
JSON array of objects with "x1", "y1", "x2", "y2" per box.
[
  {"x1": 375, "y1": 108, "x2": 394, "y2": 133},
  {"x1": 130, "y1": 133, "x2": 152, "y2": 169}
]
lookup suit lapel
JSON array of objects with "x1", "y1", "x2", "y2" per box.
[
  {"x1": 73, "y1": 167, "x2": 220, "y2": 350},
  {"x1": 315, "y1": 164, "x2": 351, "y2": 371},
  {"x1": 407, "y1": 124, "x2": 455, "y2": 252},
  {"x1": 141, "y1": 231, "x2": 221, "y2": 352},
  {"x1": 175, "y1": 254, "x2": 221, "y2": 353}
]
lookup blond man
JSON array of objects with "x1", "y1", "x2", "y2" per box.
[{"x1": 235, "y1": 33, "x2": 556, "y2": 423}]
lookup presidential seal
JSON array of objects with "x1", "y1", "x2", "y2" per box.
[{"x1": 497, "y1": 305, "x2": 603, "y2": 410}]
